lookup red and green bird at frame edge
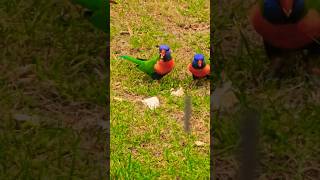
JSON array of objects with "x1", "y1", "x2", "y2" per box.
[
  {"x1": 249, "y1": 0, "x2": 320, "y2": 77},
  {"x1": 71, "y1": 0, "x2": 117, "y2": 33}
]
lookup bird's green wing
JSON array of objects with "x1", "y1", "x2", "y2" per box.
[
  {"x1": 119, "y1": 54, "x2": 159, "y2": 76},
  {"x1": 72, "y1": 0, "x2": 108, "y2": 32},
  {"x1": 89, "y1": 10, "x2": 107, "y2": 33},
  {"x1": 138, "y1": 55, "x2": 159, "y2": 75}
]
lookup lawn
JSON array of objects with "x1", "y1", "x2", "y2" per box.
[
  {"x1": 1, "y1": 0, "x2": 108, "y2": 179},
  {"x1": 213, "y1": 0, "x2": 320, "y2": 179},
  {"x1": 110, "y1": 0, "x2": 210, "y2": 179}
]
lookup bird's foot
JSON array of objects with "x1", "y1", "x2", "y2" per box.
[
  {"x1": 264, "y1": 69, "x2": 282, "y2": 82},
  {"x1": 151, "y1": 73, "x2": 164, "y2": 80},
  {"x1": 264, "y1": 57, "x2": 284, "y2": 86},
  {"x1": 263, "y1": 69, "x2": 282, "y2": 88},
  {"x1": 192, "y1": 75, "x2": 199, "y2": 80}
]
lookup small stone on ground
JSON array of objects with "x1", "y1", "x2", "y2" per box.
[
  {"x1": 171, "y1": 87, "x2": 184, "y2": 97},
  {"x1": 141, "y1": 97, "x2": 160, "y2": 110}
]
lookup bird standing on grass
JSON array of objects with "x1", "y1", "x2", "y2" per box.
[
  {"x1": 188, "y1": 54, "x2": 210, "y2": 80},
  {"x1": 249, "y1": 0, "x2": 320, "y2": 79},
  {"x1": 119, "y1": 45, "x2": 175, "y2": 80}
]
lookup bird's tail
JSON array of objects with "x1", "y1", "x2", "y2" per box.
[{"x1": 118, "y1": 55, "x2": 144, "y2": 65}]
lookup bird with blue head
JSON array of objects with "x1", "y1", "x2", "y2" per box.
[
  {"x1": 188, "y1": 54, "x2": 210, "y2": 80},
  {"x1": 262, "y1": 0, "x2": 305, "y2": 23},
  {"x1": 250, "y1": 0, "x2": 320, "y2": 79},
  {"x1": 159, "y1": 45, "x2": 172, "y2": 61}
]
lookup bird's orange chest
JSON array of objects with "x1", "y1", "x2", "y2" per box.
[
  {"x1": 154, "y1": 59, "x2": 175, "y2": 75},
  {"x1": 188, "y1": 64, "x2": 210, "y2": 78},
  {"x1": 250, "y1": 6, "x2": 320, "y2": 49}
]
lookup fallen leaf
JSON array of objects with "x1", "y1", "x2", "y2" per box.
[
  {"x1": 195, "y1": 141, "x2": 205, "y2": 146},
  {"x1": 113, "y1": 97, "x2": 124, "y2": 101},
  {"x1": 212, "y1": 81, "x2": 238, "y2": 110},
  {"x1": 120, "y1": 31, "x2": 130, "y2": 35}
]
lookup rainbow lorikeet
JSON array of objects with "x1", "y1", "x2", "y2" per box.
[
  {"x1": 119, "y1": 45, "x2": 175, "y2": 80},
  {"x1": 72, "y1": 0, "x2": 117, "y2": 32},
  {"x1": 188, "y1": 54, "x2": 210, "y2": 80},
  {"x1": 249, "y1": 0, "x2": 320, "y2": 78}
]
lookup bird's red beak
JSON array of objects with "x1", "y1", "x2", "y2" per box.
[
  {"x1": 198, "y1": 60, "x2": 203, "y2": 68},
  {"x1": 160, "y1": 50, "x2": 166, "y2": 59},
  {"x1": 280, "y1": 0, "x2": 293, "y2": 17}
]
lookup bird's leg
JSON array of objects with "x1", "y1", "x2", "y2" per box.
[
  {"x1": 266, "y1": 56, "x2": 284, "y2": 80},
  {"x1": 302, "y1": 49, "x2": 309, "y2": 74},
  {"x1": 192, "y1": 75, "x2": 198, "y2": 80},
  {"x1": 151, "y1": 73, "x2": 164, "y2": 80},
  {"x1": 263, "y1": 41, "x2": 285, "y2": 81}
]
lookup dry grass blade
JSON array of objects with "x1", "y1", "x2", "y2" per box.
[{"x1": 184, "y1": 95, "x2": 192, "y2": 133}]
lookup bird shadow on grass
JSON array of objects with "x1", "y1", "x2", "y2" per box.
[
  {"x1": 189, "y1": 79, "x2": 210, "y2": 89},
  {"x1": 142, "y1": 76, "x2": 153, "y2": 82}
]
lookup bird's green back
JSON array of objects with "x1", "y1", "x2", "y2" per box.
[
  {"x1": 305, "y1": 0, "x2": 320, "y2": 12},
  {"x1": 72, "y1": 0, "x2": 107, "y2": 32},
  {"x1": 89, "y1": 10, "x2": 107, "y2": 33},
  {"x1": 137, "y1": 55, "x2": 159, "y2": 75}
]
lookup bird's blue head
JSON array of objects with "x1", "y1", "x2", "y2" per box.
[
  {"x1": 159, "y1": 45, "x2": 172, "y2": 61},
  {"x1": 192, "y1": 54, "x2": 206, "y2": 69},
  {"x1": 263, "y1": 0, "x2": 305, "y2": 23}
]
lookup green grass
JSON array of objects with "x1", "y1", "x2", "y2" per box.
[
  {"x1": 213, "y1": 0, "x2": 320, "y2": 179},
  {"x1": 111, "y1": 0, "x2": 210, "y2": 179},
  {"x1": 1, "y1": 0, "x2": 107, "y2": 179}
]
